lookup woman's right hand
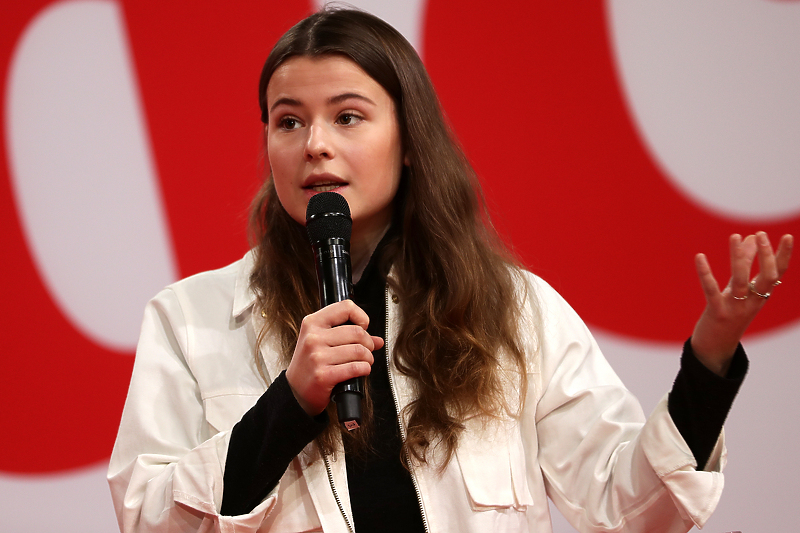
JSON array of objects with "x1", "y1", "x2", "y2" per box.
[{"x1": 285, "y1": 300, "x2": 382, "y2": 416}]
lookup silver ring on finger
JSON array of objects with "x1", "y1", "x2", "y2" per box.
[{"x1": 748, "y1": 280, "x2": 771, "y2": 299}]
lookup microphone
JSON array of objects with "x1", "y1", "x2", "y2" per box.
[{"x1": 305, "y1": 192, "x2": 363, "y2": 431}]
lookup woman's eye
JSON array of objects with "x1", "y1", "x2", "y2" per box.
[
  {"x1": 278, "y1": 117, "x2": 301, "y2": 130},
  {"x1": 337, "y1": 113, "x2": 362, "y2": 126}
]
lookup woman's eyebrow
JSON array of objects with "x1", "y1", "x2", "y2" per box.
[
  {"x1": 269, "y1": 97, "x2": 301, "y2": 112},
  {"x1": 328, "y1": 93, "x2": 376, "y2": 106},
  {"x1": 269, "y1": 93, "x2": 376, "y2": 113}
]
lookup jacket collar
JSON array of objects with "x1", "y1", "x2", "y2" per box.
[{"x1": 232, "y1": 250, "x2": 257, "y2": 319}]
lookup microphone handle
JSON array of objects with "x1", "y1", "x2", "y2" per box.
[
  {"x1": 331, "y1": 378, "x2": 363, "y2": 431},
  {"x1": 313, "y1": 239, "x2": 363, "y2": 431}
]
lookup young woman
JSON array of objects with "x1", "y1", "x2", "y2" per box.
[{"x1": 108, "y1": 8, "x2": 793, "y2": 533}]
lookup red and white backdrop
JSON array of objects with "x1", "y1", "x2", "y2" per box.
[{"x1": 1, "y1": 0, "x2": 798, "y2": 531}]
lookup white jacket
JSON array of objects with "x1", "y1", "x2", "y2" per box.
[{"x1": 108, "y1": 251, "x2": 726, "y2": 533}]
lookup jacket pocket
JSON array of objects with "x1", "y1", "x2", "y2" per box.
[
  {"x1": 455, "y1": 421, "x2": 534, "y2": 510},
  {"x1": 203, "y1": 392, "x2": 261, "y2": 434}
]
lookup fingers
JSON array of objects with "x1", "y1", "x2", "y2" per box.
[
  {"x1": 304, "y1": 299, "x2": 370, "y2": 330},
  {"x1": 694, "y1": 253, "x2": 721, "y2": 301},
  {"x1": 301, "y1": 321, "x2": 378, "y2": 353},
  {"x1": 703, "y1": 232, "x2": 793, "y2": 304},
  {"x1": 747, "y1": 232, "x2": 793, "y2": 297},
  {"x1": 371, "y1": 334, "x2": 385, "y2": 352},
  {"x1": 728, "y1": 232, "x2": 793, "y2": 301},
  {"x1": 776, "y1": 234, "x2": 794, "y2": 278},
  {"x1": 305, "y1": 340, "x2": 375, "y2": 366},
  {"x1": 317, "y1": 363, "x2": 372, "y2": 395},
  {"x1": 728, "y1": 234, "x2": 756, "y2": 299},
  {"x1": 298, "y1": 300, "x2": 378, "y2": 351},
  {"x1": 298, "y1": 301, "x2": 379, "y2": 360},
  {"x1": 748, "y1": 232, "x2": 779, "y2": 296}
]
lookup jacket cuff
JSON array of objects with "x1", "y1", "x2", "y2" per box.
[{"x1": 641, "y1": 394, "x2": 726, "y2": 528}]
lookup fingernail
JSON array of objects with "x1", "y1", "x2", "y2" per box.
[{"x1": 758, "y1": 232, "x2": 769, "y2": 245}]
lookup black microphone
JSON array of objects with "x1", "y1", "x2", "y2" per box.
[{"x1": 305, "y1": 192, "x2": 363, "y2": 431}]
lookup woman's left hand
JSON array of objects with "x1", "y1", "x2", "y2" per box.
[{"x1": 691, "y1": 232, "x2": 793, "y2": 376}]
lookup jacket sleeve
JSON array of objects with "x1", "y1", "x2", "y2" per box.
[
  {"x1": 528, "y1": 274, "x2": 726, "y2": 533},
  {"x1": 107, "y1": 287, "x2": 277, "y2": 533}
]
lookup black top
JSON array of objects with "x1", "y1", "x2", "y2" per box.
[{"x1": 343, "y1": 234, "x2": 426, "y2": 533}]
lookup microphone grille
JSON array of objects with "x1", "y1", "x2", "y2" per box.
[{"x1": 305, "y1": 192, "x2": 352, "y2": 243}]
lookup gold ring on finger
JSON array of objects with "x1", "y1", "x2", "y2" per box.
[{"x1": 749, "y1": 280, "x2": 771, "y2": 299}]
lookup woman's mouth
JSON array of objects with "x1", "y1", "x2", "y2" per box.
[
  {"x1": 308, "y1": 182, "x2": 342, "y2": 192},
  {"x1": 304, "y1": 180, "x2": 345, "y2": 192}
]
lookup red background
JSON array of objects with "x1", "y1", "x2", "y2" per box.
[{"x1": 1, "y1": 0, "x2": 797, "y2": 481}]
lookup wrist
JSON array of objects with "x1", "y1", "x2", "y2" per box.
[
  {"x1": 285, "y1": 371, "x2": 319, "y2": 416},
  {"x1": 690, "y1": 337, "x2": 734, "y2": 377}
]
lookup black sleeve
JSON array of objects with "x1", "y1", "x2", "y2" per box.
[
  {"x1": 667, "y1": 338, "x2": 748, "y2": 471},
  {"x1": 220, "y1": 370, "x2": 329, "y2": 516}
]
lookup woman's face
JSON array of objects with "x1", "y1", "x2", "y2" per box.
[{"x1": 265, "y1": 55, "x2": 404, "y2": 249}]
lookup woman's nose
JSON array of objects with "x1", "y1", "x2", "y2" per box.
[{"x1": 304, "y1": 124, "x2": 333, "y2": 161}]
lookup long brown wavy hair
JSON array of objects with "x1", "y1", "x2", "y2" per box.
[{"x1": 250, "y1": 7, "x2": 533, "y2": 467}]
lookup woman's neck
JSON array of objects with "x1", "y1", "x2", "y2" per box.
[{"x1": 350, "y1": 223, "x2": 390, "y2": 284}]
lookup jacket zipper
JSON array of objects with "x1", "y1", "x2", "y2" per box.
[
  {"x1": 386, "y1": 287, "x2": 431, "y2": 533},
  {"x1": 322, "y1": 287, "x2": 430, "y2": 533},
  {"x1": 323, "y1": 453, "x2": 355, "y2": 533}
]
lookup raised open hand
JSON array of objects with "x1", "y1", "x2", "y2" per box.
[{"x1": 691, "y1": 232, "x2": 793, "y2": 376}]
